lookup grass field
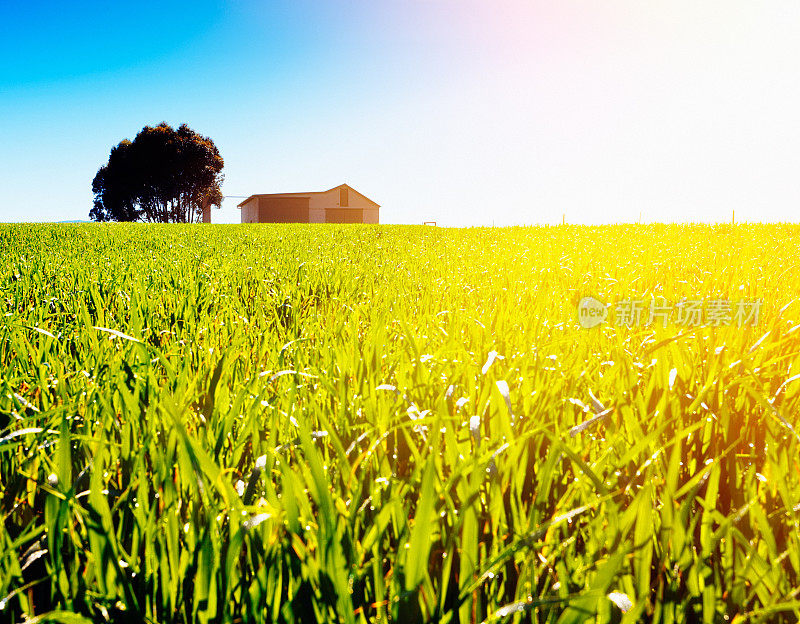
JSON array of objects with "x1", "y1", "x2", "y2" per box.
[{"x1": 2, "y1": 223, "x2": 800, "y2": 623}]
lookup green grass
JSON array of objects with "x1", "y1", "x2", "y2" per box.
[{"x1": 1, "y1": 222, "x2": 800, "y2": 623}]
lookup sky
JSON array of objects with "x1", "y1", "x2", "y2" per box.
[{"x1": 2, "y1": 0, "x2": 800, "y2": 226}]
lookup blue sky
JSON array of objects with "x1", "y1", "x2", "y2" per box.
[{"x1": 3, "y1": 1, "x2": 800, "y2": 225}]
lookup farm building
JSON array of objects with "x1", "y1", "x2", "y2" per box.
[{"x1": 237, "y1": 184, "x2": 379, "y2": 224}]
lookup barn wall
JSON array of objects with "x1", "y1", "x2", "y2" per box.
[
  {"x1": 318, "y1": 187, "x2": 379, "y2": 223},
  {"x1": 240, "y1": 198, "x2": 259, "y2": 223},
  {"x1": 259, "y1": 197, "x2": 310, "y2": 223},
  {"x1": 343, "y1": 190, "x2": 378, "y2": 210},
  {"x1": 326, "y1": 208, "x2": 364, "y2": 223},
  {"x1": 317, "y1": 187, "x2": 376, "y2": 210},
  {"x1": 310, "y1": 190, "x2": 337, "y2": 210}
]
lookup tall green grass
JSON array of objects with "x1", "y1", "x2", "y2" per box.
[{"x1": 1, "y1": 223, "x2": 799, "y2": 623}]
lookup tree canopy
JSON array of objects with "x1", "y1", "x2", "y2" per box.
[{"x1": 90, "y1": 123, "x2": 224, "y2": 223}]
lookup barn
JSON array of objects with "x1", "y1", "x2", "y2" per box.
[{"x1": 237, "y1": 184, "x2": 379, "y2": 224}]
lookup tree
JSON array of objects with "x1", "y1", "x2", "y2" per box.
[{"x1": 90, "y1": 123, "x2": 224, "y2": 223}]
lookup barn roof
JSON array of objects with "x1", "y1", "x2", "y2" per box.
[{"x1": 236, "y1": 184, "x2": 379, "y2": 208}]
